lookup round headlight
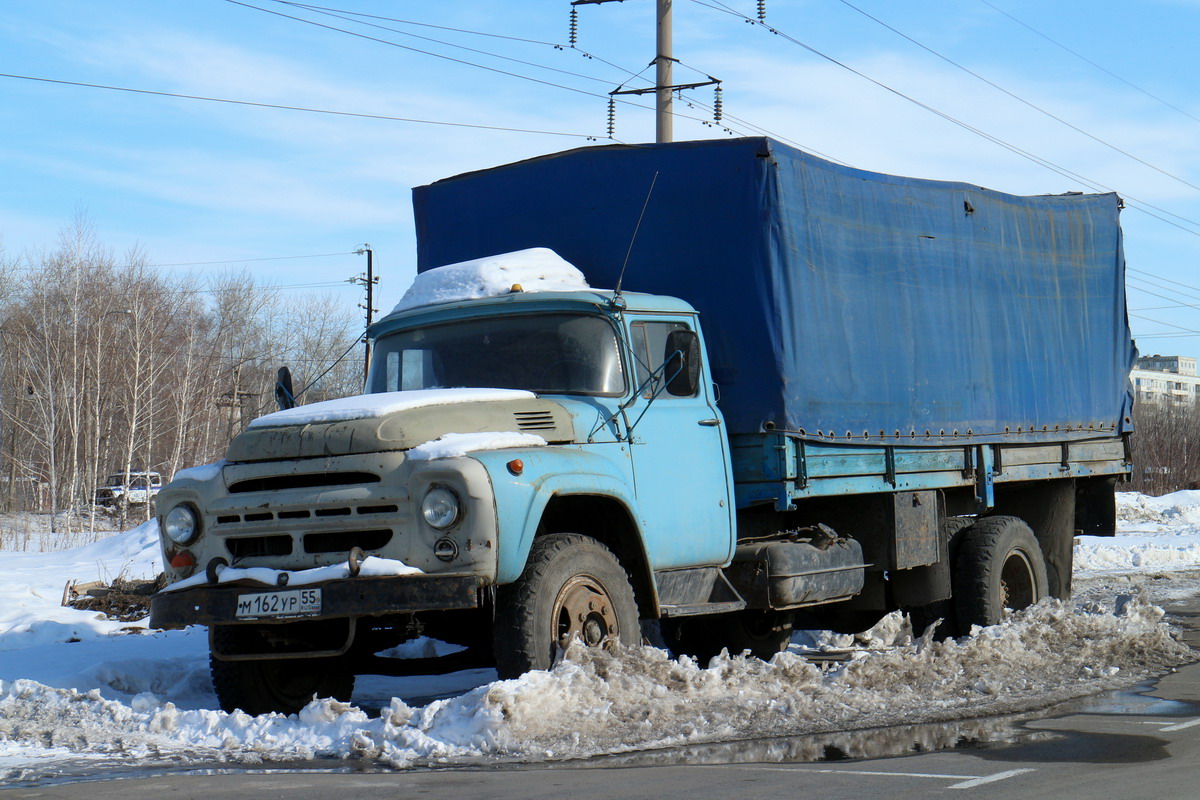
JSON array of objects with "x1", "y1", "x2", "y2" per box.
[
  {"x1": 163, "y1": 505, "x2": 200, "y2": 545},
  {"x1": 421, "y1": 487, "x2": 460, "y2": 529}
]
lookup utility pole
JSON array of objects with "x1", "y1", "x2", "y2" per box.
[
  {"x1": 353, "y1": 244, "x2": 378, "y2": 384},
  {"x1": 655, "y1": 0, "x2": 673, "y2": 143},
  {"x1": 589, "y1": 0, "x2": 719, "y2": 143}
]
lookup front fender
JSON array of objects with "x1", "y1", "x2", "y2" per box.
[{"x1": 470, "y1": 444, "x2": 640, "y2": 584}]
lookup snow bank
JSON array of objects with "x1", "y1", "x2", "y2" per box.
[
  {"x1": 0, "y1": 597, "x2": 1188, "y2": 772},
  {"x1": 1116, "y1": 490, "x2": 1200, "y2": 525},
  {"x1": 391, "y1": 248, "x2": 590, "y2": 313},
  {"x1": 408, "y1": 432, "x2": 547, "y2": 461},
  {"x1": 1074, "y1": 490, "x2": 1200, "y2": 574},
  {"x1": 0, "y1": 522, "x2": 161, "y2": 651},
  {"x1": 2, "y1": 492, "x2": 1200, "y2": 778},
  {"x1": 247, "y1": 388, "x2": 536, "y2": 430}
]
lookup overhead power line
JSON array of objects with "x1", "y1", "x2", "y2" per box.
[
  {"x1": 266, "y1": 0, "x2": 620, "y2": 88},
  {"x1": 978, "y1": 0, "x2": 1200, "y2": 126},
  {"x1": 223, "y1": 0, "x2": 613, "y2": 101},
  {"x1": 1127, "y1": 282, "x2": 1200, "y2": 313},
  {"x1": 224, "y1": 0, "x2": 732, "y2": 135},
  {"x1": 0, "y1": 72, "x2": 599, "y2": 139},
  {"x1": 133, "y1": 251, "x2": 356, "y2": 269},
  {"x1": 833, "y1": 0, "x2": 1200, "y2": 194},
  {"x1": 1128, "y1": 267, "x2": 1200, "y2": 300},
  {"x1": 274, "y1": 1, "x2": 562, "y2": 47}
]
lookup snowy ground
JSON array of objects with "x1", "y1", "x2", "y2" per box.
[{"x1": 1, "y1": 492, "x2": 1199, "y2": 783}]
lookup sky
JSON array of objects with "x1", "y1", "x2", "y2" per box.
[{"x1": 2, "y1": 0, "x2": 1200, "y2": 355}]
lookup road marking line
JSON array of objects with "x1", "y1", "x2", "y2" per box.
[
  {"x1": 728, "y1": 766, "x2": 1035, "y2": 787},
  {"x1": 734, "y1": 768, "x2": 982, "y2": 779},
  {"x1": 1160, "y1": 718, "x2": 1200, "y2": 732},
  {"x1": 949, "y1": 768, "x2": 1036, "y2": 789}
]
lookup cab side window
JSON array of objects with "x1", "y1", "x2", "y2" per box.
[{"x1": 629, "y1": 321, "x2": 699, "y2": 398}]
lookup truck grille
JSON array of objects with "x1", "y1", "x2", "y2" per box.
[
  {"x1": 227, "y1": 535, "x2": 294, "y2": 559},
  {"x1": 215, "y1": 504, "x2": 398, "y2": 525},
  {"x1": 224, "y1": 529, "x2": 394, "y2": 559},
  {"x1": 227, "y1": 471, "x2": 380, "y2": 494},
  {"x1": 303, "y1": 530, "x2": 392, "y2": 553},
  {"x1": 216, "y1": 459, "x2": 402, "y2": 566}
]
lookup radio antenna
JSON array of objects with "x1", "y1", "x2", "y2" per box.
[{"x1": 614, "y1": 171, "x2": 659, "y2": 299}]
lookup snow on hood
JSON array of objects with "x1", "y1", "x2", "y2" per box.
[
  {"x1": 247, "y1": 388, "x2": 536, "y2": 429},
  {"x1": 170, "y1": 460, "x2": 226, "y2": 482},
  {"x1": 390, "y1": 248, "x2": 591, "y2": 313},
  {"x1": 0, "y1": 597, "x2": 1188, "y2": 771},
  {"x1": 408, "y1": 432, "x2": 547, "y2": 461}
]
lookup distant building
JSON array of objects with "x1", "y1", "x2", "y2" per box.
[
  {"x1": 1136, "y1": 354, "x2": 1197, "y2": 376},
  {"x1": 1132, "y1": 354, "x2": 1200, "y2": 405}
]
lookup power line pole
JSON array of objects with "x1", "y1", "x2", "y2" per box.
[
  {"x1": 353, "y1": 244, "x2": 377, "y2": 384},
  {"x1": 587, "y1": 0, "x2": 720, "y2": 142},
  {"x1": 655, "y1": 0, "x2": 673, "y2": 143}
]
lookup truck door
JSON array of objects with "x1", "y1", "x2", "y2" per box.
[{"x1": 627, "y1": 318, "x2": 735, "y2": 569}]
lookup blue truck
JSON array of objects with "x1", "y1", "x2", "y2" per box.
[{"x1": 150, "y1": 138, "x2": 1135, "y2": 715}]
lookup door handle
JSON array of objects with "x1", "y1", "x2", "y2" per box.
[{"x1": 698, "y1": 418, "x2": 721, "y2": 426}]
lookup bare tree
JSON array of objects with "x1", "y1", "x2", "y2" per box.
[
  {"x1": 0, "y1": 223, "x2": 364, "y2": 542},
  {"x1": 1127, "y1": 400, "x2": 1200, "y2": 495}
]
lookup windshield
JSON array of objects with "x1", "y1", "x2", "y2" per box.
[{"x1": 368, "y1": 313, "x2": 626, "y2": 396}]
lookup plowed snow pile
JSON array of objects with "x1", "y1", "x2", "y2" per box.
[
  {"x1": 1, "y1": 490, "x2": 1199, "y2": 780},
  {"x1": 0, "y1": 597, "x2": 1189, "y2": 771},
  {"x1": 1074, "y1": 491, "x2": 1200, "y2": 573}
]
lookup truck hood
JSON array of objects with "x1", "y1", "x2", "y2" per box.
[{"x1": 226, "y1": 390, "x2": 576, "y2": 462}]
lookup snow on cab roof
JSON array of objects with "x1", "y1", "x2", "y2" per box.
[
  {"x1": 247, "y1": 388, "x2": 535, "y2": 429},
  {"x1": 390, "y1": 247, "x2": 590, "y2": 313}
]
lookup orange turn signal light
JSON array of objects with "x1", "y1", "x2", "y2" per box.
[
  {"x1": 507, "y1": 459, "x2": 524, "y2": 476},
  {"x1": 170, "y1": 551, "x2": 196, "y2": 568}
]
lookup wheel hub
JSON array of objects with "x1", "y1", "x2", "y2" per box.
[
  {"x1": 1000, "y1": 551, "x2": 1036, "y2": 610},
  {"x1": 553, "y1": 575, "x2": 618, "y2": 651}
]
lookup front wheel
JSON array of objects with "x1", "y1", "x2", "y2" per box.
[
  {"x1": 952, "y1": 516, "x2": 1048, "y2": 631},
  {"x1": 493, "y1": 533, "x2": 641, "y2": 678}
]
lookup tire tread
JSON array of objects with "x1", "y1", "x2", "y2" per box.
[
  {"x1": 952, "y1": 515, "x2": 1047, "y2": 631},
  {"x1": 493, "y1": 533, "x2": 638, "y2": 678}
]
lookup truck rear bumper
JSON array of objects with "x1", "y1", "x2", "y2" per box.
[{"x1": 148, "y1": 573, "x2": 486, "y2": 630}]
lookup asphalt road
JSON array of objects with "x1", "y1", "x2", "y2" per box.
[{"x1": 6, "y1": 594, "x2": 1200, "y2": 800}]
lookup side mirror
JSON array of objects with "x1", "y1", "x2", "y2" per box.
[
  {"x1": 664, "y1": 330, "x2": 701, "y2": 397},
  {"x1": 274, "y1": 366, "x2": 297, "y2": 410}
]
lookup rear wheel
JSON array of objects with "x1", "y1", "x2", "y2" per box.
[
  {"x1": 493, "y1": 533, "x2": 641, "y2": 678},
  {"x1": 952, "y1": 516, "x2": 1048, "y2": 631},
  {"x1": 209, "y1": 627, "x2": 354, "y2": 716}
]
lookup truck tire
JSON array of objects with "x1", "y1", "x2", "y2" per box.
[
  {"x1": 493, "y1": 533, "x2": 640, "y2": 678},
  {"x1": 664, "y1": 610, "x2": 793, "y2": 664},
  {"x1": 952, "y1": 516, "x2": 1048, "y2": 631},
  {"x1": 209, "y1": 629, "x2": 354, "y2": 716}
]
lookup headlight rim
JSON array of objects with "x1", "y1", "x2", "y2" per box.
[
  {"x1": 163, "y1": 503, "x2": 201, "y2": 546},
  {"x1": 421, "y1": 486, "x2": 461, "y2": 530}
]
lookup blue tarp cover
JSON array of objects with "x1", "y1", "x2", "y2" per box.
[{"x1": 414, "y1": 137, "x2": 1135, "y2": 443}]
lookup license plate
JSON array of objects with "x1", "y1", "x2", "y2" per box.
[{"x1": 235, "y1": 588, "x2": 322, "y2": 619}]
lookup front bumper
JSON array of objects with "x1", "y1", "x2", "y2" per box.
[{"x1": 148, "y1": 573, "x2": 486, "y2": 629}]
